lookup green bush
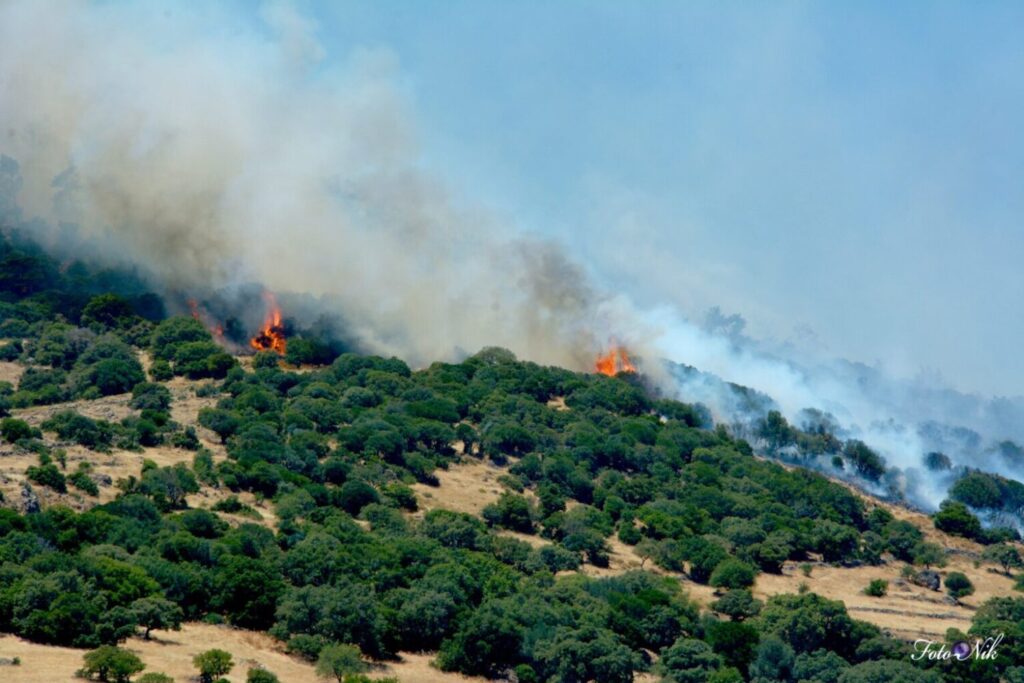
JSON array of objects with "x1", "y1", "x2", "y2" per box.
[
  {"x1": 945, "y1": 572, "x2": 975, "y2": 601},
  {"x1": 69, "y1": 466, "x2": 100, "y2": 496},
  {"x1": 1, "y1": 417, "x2": 34, "y2": 443},
  {"x1": 27, "y1": 462, "x2": 67, "y2": 493},
  {"x1": 933, "y1": 500, "x2": 983, "y2": 540},
  {"x1": 41, "y1": 411, "x2": 115, "y2": 450},
  {"x1": 864, "y1": 579, "x2": 888, "y2": 597},
  {"x1": 709, "y1": 559, "x2": 757, "y2": 590},
  {"x1": 193, "y1": 649, "x2": 233, "y2": 683},
  {"x1": 79, "y1": 646, "x2": 145, "y2": 682},
  {"x1": 137, "y1": 674, "x2": 175, "y2": 683},
  {"x1": 131, "y1": 382, "x2": 172, "y2": 411},
  {"x1": 151, "y1": 317, "x2": 211, "y2": 361},
  {"x1": 246, "y1": 668, "x2": 280, "y2": 683},
  {"x1": 149, "y1": 360, "x2": 173, "y2": 382}
]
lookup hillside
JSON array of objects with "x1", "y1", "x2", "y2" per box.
[
  {"x1": 0, "y1": 235, "x2": 1023, "y2": 682},
  {"x1": 1, "y1": 340, "x2": 1023, "y2": 682}
]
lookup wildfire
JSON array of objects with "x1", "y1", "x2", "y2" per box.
[
  {"x1": 250, "y1": 291, "x2": 287, "y2": 355},
  {"x1": 188, "y1": 298, "x2": 225, "y2": 343},
  {"x1": 595, "y1": 346, "x2": 636, "y2": 376}
]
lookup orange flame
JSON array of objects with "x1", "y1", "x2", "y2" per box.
[
  {"x1": 250, "y1": 291, "x2": 287, "y2": 355},
  {"x1": 595, "y1": 346, "x2": 636, "y2": 376}
]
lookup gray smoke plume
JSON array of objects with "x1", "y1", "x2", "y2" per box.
[
  {"x1": 0, "y1": 0, "x2": 636, "y2": 371},
  {"x1": 2, "y1": 1, "x2": 1022, "y2": 522}
]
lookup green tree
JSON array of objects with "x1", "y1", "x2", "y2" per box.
[
  {"x1": 711, "y1": 589, "x2": 762, "y2": 621},
  {"x1": 709, "y1": 559, "x2": 756, "y2": 590},
  {"x1": 81, "y1": 294, "x2": 135, "y2": 330},
  {"x1": 882, "y1": 520, "x2": 923, "y2": 562},
  {"x1": 315, "y1": 644, "x2": 367, "y2": 682},
  {"x1": 151, "y1": 317, "x2": 210, "y2": 361},
  {"x1": 793, "y1": 649, "x2": 849, "y2": 683},
  {"x1": 212, "y1": 556, "x2": 284, "y2": 630},
  {"x1": 983, "y1": 543, "x2": 1024, "y2": 575},
  {"x1": 837, "y1": 659, "x2": 941, "y2": 682},
  {"x1": 932, "y1": 500, "x2": 983, "y2": 540},
  {"x1": 534, "y1": 625, "x2": 640, "y2": 683},
  {"x1": 197, "y1": 408, "x2": 241, "y2": 444},
  {"x1": 336, "y1": 480, "x2": 380, "y2": 515},
  {"x1": 912, "y1": 542, "x2": 947, "y2": 569},
  {"x1": 246, "y1": 668, "x2": 281, "y2": 683},
  {"x1": 130, "y1": 597, "x2": 183, "y2": 639},
  {"x1": 193, "y1": 649, "x2": 233, "y2": 683},
  {"x1": 658, "y1": 637, "x2": 722, "y2": 683},
  {"x1": 80, "y1": 646, "x2": 145, "y2": 682},
  {"x1": 748, "y1": 635, "x2": 795, "y2": 682},
  {"x1": 1, "y1": 417, "x2": 33, "y2": 442},
  {"x1": 482, "y1": 492, "x2": 534, "y2": 533},
  {"x1": 950, "y1": 473, "x2": 1003, "y2": 510},
  {"x1": 74, "y1": 356, "x2": 145, "y2": 397},
  {"x1": 686, "y1": 537, "x2": 728, "y2": 584},
  {"x1": 945, "y1": 572, "x2": 975, "y2": 602},
  {"x1": 842, "y1": 440, "x2": 886, "y2": 481},
  {"x1": 706, "y1": 620, "x2": 760, "y2": 674}
]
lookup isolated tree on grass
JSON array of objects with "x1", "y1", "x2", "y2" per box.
[
  {"x1": 194, "y1": 649, "x2": 233, "y2": 683},
  {"x1": 945, "y1": 572, "x2": 975, "y2": 603},
  {"x1": 912, "y1": 542, "x2": 947, "y2": 569},
  {"x1": 983, "y1": 543, "x2": 1024, "y2": 575},
  {"x1": 130, "y1": 597, "x2": 183, "y2": 639},
  {"x1": 316, "y1": 643, "x2": 367, "y2": 682},
  {"x1": 80, "y1": 646, "x2": 145, "y2": 683}
]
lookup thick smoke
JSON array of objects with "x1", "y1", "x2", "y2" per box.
[
  {"x1": 0, "y1": 0, "x2": 635, "y2": 371},
  {"x1": 1, "y1": 1, "x2": 1021, "y2": 521}
]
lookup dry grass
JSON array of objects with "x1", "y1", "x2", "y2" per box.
[
  {"x1": 0, "y1": 360, "x2": 25, "y2": 386},
  {"x1": 751, "y1": 556, "x2": 1018, "y2": 640},
  {"x1": 411, "y1": 459, "x2": 505, "y2": 516},
  {"x1": 0, "y1": 623, "x2": 492, "y2": 683}
]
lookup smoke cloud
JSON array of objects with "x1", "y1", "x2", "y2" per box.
[
  {"x1": 1, "y1": 1, "x2": 1021, "y2": 520},
  {"x1": 0, "y1": 0, "x2": 633, "y2": 370}
]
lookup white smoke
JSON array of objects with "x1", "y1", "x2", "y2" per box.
[{"x1": 1, "y1": 1, "x2": 1021, "y2": 516}]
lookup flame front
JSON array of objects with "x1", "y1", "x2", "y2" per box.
[
  {"x1": 250, "y1": 291, "x2": 287, "y2": 355},
  {"x1": 595, "y1": 347, "x2": 636, "y2": 376}
]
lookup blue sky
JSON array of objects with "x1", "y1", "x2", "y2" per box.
[
  {"x1": 43, "y1": 1, "x2": 1024, "y2": 396},
  {"x1": 283, "y1": 1, "x2": 1024, "y2": 395}
]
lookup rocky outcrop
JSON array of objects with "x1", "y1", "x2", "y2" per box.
[
  {"x1": 20, "y1": 482, "x2": 40, "y2": 514},
  {"x1": 912, "y1": 569, "x2": 941, "y2": 591}
]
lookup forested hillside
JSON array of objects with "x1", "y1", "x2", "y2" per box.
[{"x1": 1, "y1": 231, "x2": 1023, "y2": 682}]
